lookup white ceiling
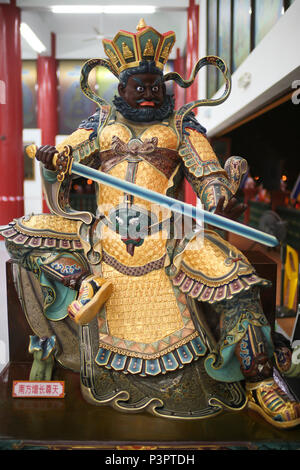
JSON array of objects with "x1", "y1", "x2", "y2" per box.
[{"x1": 17, "y1": 0, "x2": 189, "y2": 60}]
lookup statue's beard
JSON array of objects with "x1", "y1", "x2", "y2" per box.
[{"x1": 112, "y1": 94, "x2": 175, "y2": 122}]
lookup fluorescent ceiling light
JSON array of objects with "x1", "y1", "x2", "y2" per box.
[
  {"x1": 20, "y1": 23, "x2": 46, "y2": 54},
  {"x1": 104, "y1": 5, "x2": 156, "y2": 14},
  {"x1": 51, "y1": 5, "x2": 156, "y2": 14},
  {"x1": 51, "y1": 5, "x2": 103, "y2": 14}
]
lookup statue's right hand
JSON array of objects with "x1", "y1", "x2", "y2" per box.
[{"x1": 35, "y1": 145, "x2": 57, "y2": 171}]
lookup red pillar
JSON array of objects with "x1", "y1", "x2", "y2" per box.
[
  {"x1": 186, "y1": 0, "x2": 199, "y2": 105},
  {"x1": 184, "y1": 0, "x2": 199, "y2": 206},
  {"x1": 174, "y1": 48, "x2": 185, "y2": 110},
  {"x1": 37, "y1": 32, "x2": 58, "y2": 213},
  {"x1": 0, "y1": 1, "x2": 24, "y2": 224}
]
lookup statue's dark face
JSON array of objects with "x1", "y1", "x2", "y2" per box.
[
  {"x1": 114, "y1": 71, "x2": 174, "y2": 122},
  {"x1": 118, "y1": 73, "x2": 165, "y2": 110}
]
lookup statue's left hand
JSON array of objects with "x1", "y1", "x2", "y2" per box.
[{"x1": 214, "y1": 196, "x2": 247, "y2": 221}]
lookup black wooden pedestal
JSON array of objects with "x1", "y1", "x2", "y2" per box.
[{"x1": 1, "y1": 256, "x2": 300, "y2": 451}]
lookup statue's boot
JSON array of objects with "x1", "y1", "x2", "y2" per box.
[
  {"x1": 246, "y1": 379, "x2": 300, "y2": 429},
  {"x1": 68, "y1": 275, "x2": 113, "y2": 325},
  {"x1": 234, "y1": 323, "x2": 300, "y2": 429}
]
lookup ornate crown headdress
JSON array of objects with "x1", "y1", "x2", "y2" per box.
[
  {"x1": 80, "y1": 19, "x2": 232, "y2": 122},
  {"x1": 102, "y1": 18, "x2": 176, "y2": 76}
]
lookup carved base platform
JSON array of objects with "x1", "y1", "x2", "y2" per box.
[
  {"x1": 1, "y1": 253, "x2": 300, "y2": 450},
  {"x1": 1, "y1": 362, "x2": 300, "y2": 451}
]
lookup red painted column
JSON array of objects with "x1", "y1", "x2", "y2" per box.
[
  {"x1": 174, "y1": 48, "x2": 185, "y2": 110},
  {"x1": 184, "y1": 0, "x2": 199, "y2": 206},
  {"x1": 37, "y1": 33, "x2": 58, "y2": 213},
  {"x1": 186, "y1": 0, "x2": 199, "y2": 105},
  {"x1": 0, "y1": 1, "x2": 24, "y2": 224}
]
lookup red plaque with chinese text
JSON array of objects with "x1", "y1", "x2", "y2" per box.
[{"x1": 12, "y1": 381, "x2": 65, "y2": 398}]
